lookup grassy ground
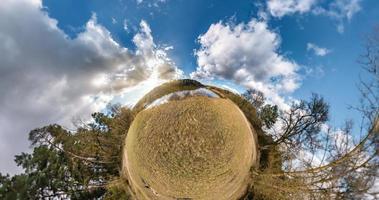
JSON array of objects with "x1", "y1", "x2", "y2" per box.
[
  {"x1": 124, "y1": 96, "x2": 256, "y2": 199},
  {"x1": 207, "y1": 86, "x2": 274, "y2": 170}
]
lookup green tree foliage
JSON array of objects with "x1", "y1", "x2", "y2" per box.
[
  {"x1": 0, "y1": 107, "x2": 134, "y2": 199},
  {"x1": 242, "y1": 89, "x2": 279, "y2": 129}
]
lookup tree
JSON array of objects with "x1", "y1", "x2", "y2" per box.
[
  {"x1": 0, "y1": 106, "x2": 134, "y2": 199},
  {"x1": 241, "y1": 92, "x2": 378, "y2": 199},
  {"x1": 358, "y1": 25, "x2": 379, "y2": 125},
  {"x1": 242, "y1": 89, "x2": 279, "y2": 129},
  {"x1": 244, "y1": 27, "x2": 379, "y2": 199}
]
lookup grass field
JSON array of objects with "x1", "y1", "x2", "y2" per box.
[{"x1": 123, "y1": 96, "x2": 256, "y2": 199}]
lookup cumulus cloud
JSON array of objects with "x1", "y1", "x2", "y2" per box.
[
  {"x1": 267, "y1": 0, "x2": 318, "y2": 18},
  {"x1": 191, "y1": 19, "x2": 300, "y2": 110},
  {"x1": 0, "y1": 0, "x2": 181, "y2": 174},
  {"x1": 307, "y1": 43, "x2": 331, "y2": 56}
]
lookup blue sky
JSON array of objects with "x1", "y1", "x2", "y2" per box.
[
  {"x1": 0, "y1": 0, "x2": 378, "y2": 174},
  {"x1": 42, "y1": 0, "x2": 378, "y2": 126}
]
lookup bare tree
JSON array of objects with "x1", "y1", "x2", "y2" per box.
[
  {"x1": 358, "y1": 25, "x2": 379, "y2": 124},
  {"x1": 247, "y1": 27, "x2": 379, "y2": 200}
]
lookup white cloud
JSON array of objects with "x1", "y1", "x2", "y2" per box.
[
  {"x1": 305, "y1": 65, "x2": 325, "y2": 79},
  {"x1": 307, "y1": 43, "x2": 331, "y2": 56},
  {"x1": 111, "y1": 17, "x2": 117, "y2": 24},
  {"x1": 313, "y1": 0, "x2": 362, "y2": 33},
  {"x1": 330, "y1": 0, "x2": 362, "y2": 21},
  {"x1": 0, "y1": 0, "x2": 181, "y2": 174},
  {"x1": 191, "y1": 19, "x2": 300, "y2": 110},
  {"x1": 266, "y1": 0, "x2": 362, "y2": 33},
  {"x1": 267, "y1": 0, "x2": 318, "y2": 18},
  {"x1": 137, "y1": 0, "x2": 168, "y2": 7}
]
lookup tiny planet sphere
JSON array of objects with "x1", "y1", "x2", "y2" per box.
[{"x1": 123, "y1": 80, "x2": 257, "y2": 200}]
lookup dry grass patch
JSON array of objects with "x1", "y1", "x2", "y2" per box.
[{"x1": 124, "y1": 96, "x2": 256, "y2": 199}]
